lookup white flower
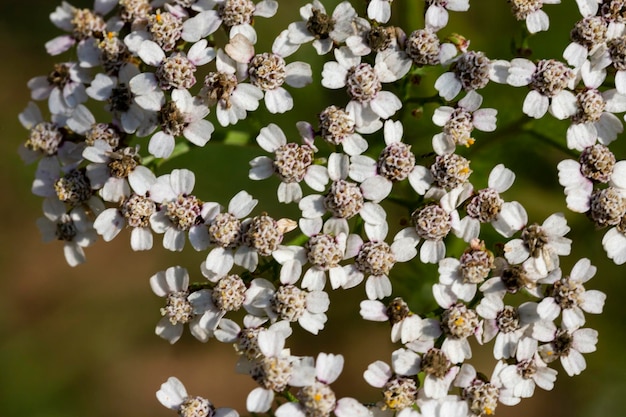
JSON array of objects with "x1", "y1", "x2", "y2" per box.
[
  {"x1": 28, "y1": 61, "x2": 90, "y2": 114},
  {"x1": 272, "y1": 232, "x2": 350, "y2": 291},
  {"x1": 82, "y1": 140, "x2": 142, "y2": 203},
  {"x1": 249, "y1": 123, "x2": 329, "y2": 203},
  {"x1": 75, "y1": 30, "x2": 130, "y2": 71},
  {"x1": 345, "y1": 18, "x2": 403, "y2": 57},
  {"x1": 424, "y1": 0, "x2": 470, "y2": 31},
  {"x1": 298, "y1": 152, "x2": 388, "y2": 237},
  {"x1": 322, "y1": 46, "x2": 411, "y2": 130},
  {"x1": 202, "y1": 191, "x2": 259, "y2": 279},
  {"x1": 342, "y1": 226, "x2": 417, "y2": 300},
  {"x1": 507, "y1": 58, "x2": 577, "y2": 119},
  {"x1": 244, "y1": 327, "x2": 296, "y2": 412},
  {"x1": 508, "y1": 0, "x2": 560, "y2": 34},
  {"x1": 577, "y1": 25, "x2": 626, "y2": 91},
  {"x1": 477, "y1": 297, "x2": 540, "y2": 360},
  {"x1": 226, "y1": 31, "x2": 312, "y2": 114},
  {"x1": 435, "y1": 51, "x2": 509, "y2": 101},
  {"x1": 36, "y1": 198, "x2": 97, "y2": 267},
  {"x1": 244, "y1": 278, "x2": 330, "y2": 334},
  {"x1": 150, "y1": 168, "x2": 219, "y2": 251},
  {"x1": 157, "y1": 376, "x2": 239, "y2": 417},
  {"x1": 433, "y1": 240, "x2": 494, "y2": 306},
  {"x1": 207, "y1": 210, "x2": 293, "y2": 276},
  {"x1": 136, "y1": 38, "x2": 215, "y2": 90},
  {"x1": 149, "y1": 266, "x2": 214, "y2": 343},
  {"x1": 93, "y1": 165, "x2": 159, "y2": 251},
  {"x1": 45, "y1": 0, "x2": 117, "y2": 56},
  {"x1": 349, "y1": 120, "x2": 428, "y2": 201},
  {"x1": 396, "y1": 185, "x2": 474, "y2": 264},
  {"x1": 562, "y1": 16, "x2": 608, "y2": 68},
  {"x1": 462, "y1": 164, "x2": 528, "y2": 239},
  {"x1": 504, "y1": 213, "x2": 572, "y2": 276},
  {"x1": 538, "y1": 327, "x2": 598, "y2": 376},
  {"x1": 557, "y1": 145, "x2": 626, "y2": 213},
  {"x1": 479, "y1": 257, "x2": 546, "y2": 300},
  {"x1": 123, "y1": 8, "x2": 186, "y2": 55},
  {"x1": 18, "y1": 101, "x2": 78, "y2": 165},
  {"x1": 359, "y1": 298, "x2": 431, "y2": 344},
  {"x1": 363, "y1": 354, "x2": 419, "y2": 410},
  {"x1": 148, "y1": 88, "x2": 214, "y2": 158},
  {"x1": 195, "y1": 274, "x2": 248, "y2": 334},
  {"x1": 182, "y1": 0, "x2": 278, "y2": 44},
  {"x1": 438, "y1": 302, "x2": 482, "y2": 363},
  {"x1": 276, "y1": 353, "x2": 356, "y2": 417},
  {"x1": 454, "y1": 362, "x2": 520, "y2": 415},
  {"x1": 418, "y1": 348, "x2": 461, "y2": 400},
  {"x1": 32, "y1": 156, "x2": 105, "y2": 215},
  {"x1": 200, "y1": 49, "x2": 264, "y2": 127},
  {"x1": 86, "y1": 63, "x2": 156, "y2": 135},
  {"x1": 300, "y1": 106, "x2": 368, "y2": 156},
  {"x1": 288, "y1": 1, "x2": 359, "y2": 55},
  {"x1": 565, "y1": 62, "x2": 626, "y2": 150},
  {"x1": 498, "y1": 355, "x2": 557, "y2": 398},
  {"x1": 431, "y1": 91, "x2": 497, "y2": 155},
  {"x1": 536, "y1": 258, "x2": 606, "y2": 330}
]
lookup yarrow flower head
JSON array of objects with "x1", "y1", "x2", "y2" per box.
[
  {"x1": 435, "y1": 50, "x2": 509, "y2": 101},
  {"x1": 157, "y1": 376, "x2": 238, "y2": 417},
  {"x1": 36, "y1": 198, "x2": 97, "y2": 267},
  {"x1": 150, "y1": 266, "x2": 214, "y2": 343},
  {"x1": 398, "y1": 185, "x2": 475, "y2": 263},
  {"x1": 225, "y1": 31, "x2": 313, "y2": 114},
  {"x1": 182, "y1": 0, "x2": 278, "y2": 44},
  {"x1": 274, "y1": 353, "x2": 363, "y2": 417},
  {"x1": 147, "y1": 88, "x2": 214, "y2": 158},
  {"x1": 507, "y1": 0, "x2": 561, "y2": 34},
  {"x1": 199, "y1": 49, "x2": 264, "y2": 127},
  {"x1": 18, "y1": 2, "x2": 622, "y2": 417},
  {"x1": 287, "y1": 1, "x2": 360, "y2": 55},
  {"x1": 424, "y1": 0, "x2": 470, "y2": 31},
  {"x1": 507, "y1": 58, "x2": 577, "y2": 119},
  {"x1": 431, "y1": 91, "x2": 498, "y2": 154},
  {"x1": 322, "y1": 46, "x2": 411, "y2": 131},
  {"x1": 244, "y1": 278, "x2": 330, "y2": 334},
  {"x1": 299, "y1": 152, "x2": 388, "y2": 237},
  {"x1": 504, "y1": 213, "x2": 572, "y2": 276},
  {"x1": 28, "y1": 61, "x2": 91, "y2": 114},
  {"x1": 249, "y1": 123, "x2": 329, "y2": 203},
  {"x1": 536, "y1": 257, "x2": 606, "y2": 330},
  {"x1": 149, "y1": 168, "x2": 218, "y2": 252}
]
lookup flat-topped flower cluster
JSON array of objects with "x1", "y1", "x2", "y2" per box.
[{"x1": 20, "y1": 0, "x2": 625, "y2": 416}]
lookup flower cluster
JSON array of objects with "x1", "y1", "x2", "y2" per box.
[{"x1": 20, "y1": 1, "x2": 624, "y2": 416}]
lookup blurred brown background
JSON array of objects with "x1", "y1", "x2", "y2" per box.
[{"x1": 1, "y1": 1, "x2": 625, "y2": 416}]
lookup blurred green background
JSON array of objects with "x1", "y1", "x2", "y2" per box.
[{"x1": 1, "y1": 0, "x2": 625, "y2": 416}]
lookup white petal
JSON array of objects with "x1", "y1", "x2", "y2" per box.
[
  {"x1": 523, "y1": 90, "x2": 549, "y2": 119},
  {"x1": 246, "y1": 387, "x2": 274, "y2": 413},
  {"x1": 264, "y1": 88, "x2": 293, "y2": 114},
  {"x1": 285, "y1": 62, "x2": 313, "y2": 88}
]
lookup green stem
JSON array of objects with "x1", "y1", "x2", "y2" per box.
[
  {"x1": 386, "y1": 193, "x2": 422, "y2": 210},
  {"x1": 285, "y1": 232, "x2": 309, "y2": 247},
  {"x1": 520, "y1": 127, "x2": 579, "y2": 158},
  {"x1": 469, "y1": 115, "x2": 531, "y2": 154}
]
